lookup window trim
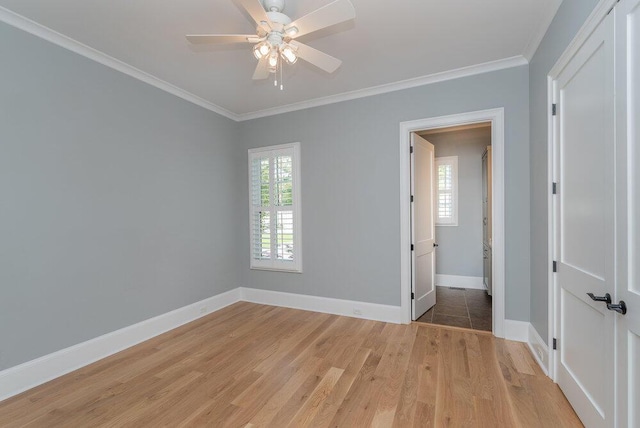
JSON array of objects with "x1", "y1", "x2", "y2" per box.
[
  {"x1": 248, "y1": 142, "x2": 302, "y2": 273},
  {"x1": 435, "y1": 156, "x2": 459, "y2": 227}
]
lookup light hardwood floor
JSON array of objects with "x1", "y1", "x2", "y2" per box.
[{"x1": 0, "y1": 302, "x2": 582, "y2": 427}]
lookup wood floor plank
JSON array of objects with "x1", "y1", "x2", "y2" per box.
[
  {"x1": 286, "y1": 366, "x2": 344, "y2": 427},
  {"x1": 325, "y1": 322, "x2": 393, "y2": 427},
  {"x1": 391, "y1": 325, "x2": 429, "y2": 427},
  {"x1": 370, "y1": 324, "x2": 416, "y2": 427},
  {"x1": 0, "y1": 303, "x2": 583, "y2": 427},
  {"x1": 246, "y1": 358, "x2": 325, "y2": 427},
  {"x1": 307, "y1": 347, "x2": 371, "y2": 428}
]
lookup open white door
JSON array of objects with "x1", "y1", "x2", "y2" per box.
[
  {"x1": 411, "y1": 133, "x2": 436, "y2": 320},
  {"x1": 553, "y1": 11, "x2": 615, "y2": 427},
  {"x1": 615, "y1": 0, "x2": 640, "y2": 425}
]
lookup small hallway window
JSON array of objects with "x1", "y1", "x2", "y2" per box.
[
  {"x1": 435, "y1": 156, "x2": 458, "y2": 226},
  {"x1": 249, "y1": 142, "x2": 302, "y2": 272}
]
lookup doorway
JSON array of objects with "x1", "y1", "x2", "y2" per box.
[
  {"x1": 413, "y1": 124, "x2": 493, "y2": 331},
  {"x1": 399, "y1": 108, "x2": 506, "y2": 338}
]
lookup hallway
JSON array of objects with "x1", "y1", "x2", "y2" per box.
[{"x1": 416, "y1": 286, "x2": 492, "y2": 331}]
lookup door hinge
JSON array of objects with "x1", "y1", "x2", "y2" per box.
[
  {"x1": 411, "y1": 244, "x2": 414, "y2": 251},
  {"x1": 553, "y1": 338, "x2": 557, "y2": 350},
  {"x1": 552, "y1": 103, "x2": 557, "y2": 116},
  {"x1": 410, "y1": 146, "x2": 414, "y2": 154},
  {"x1": 411, "y1": 195, "x2": 414, "y2": 202},
  {"x1": 411, "y1": 292, "x2": 415, "y2": 300},
  {"x1": 552, "y1": 261, "x2": 557, "y2": 272},
  {"x1": 552, "y1": 182, "x2": 557, "y2": 194}
]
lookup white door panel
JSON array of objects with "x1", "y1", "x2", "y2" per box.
[
  {"x1": 558, "y1": 38, "x2": 609, "y2": 280},
  {"x1": 554, "y1": 10, "x2": 615, "y2": 427},
  {"x1": 411, "y1": 133, "x2": 436, "y2": 320},
  {"x1": 615, "y1": 0, "x2": 640, "y2": 426}
]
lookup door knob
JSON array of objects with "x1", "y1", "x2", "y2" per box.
[
  {"x1": 606, "y1": 300, "x2": 627, "y2": 315},
  {"x1": 587, "y1": 293, "x2": 612, "y2": 304}
]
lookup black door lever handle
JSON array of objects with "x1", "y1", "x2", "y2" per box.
[
  {"x1": 587, "y1": 293, "x2": 612, "y2": 304},
  {"x1": 607, "y1": 301, "x2": 627, "y2": 315}
]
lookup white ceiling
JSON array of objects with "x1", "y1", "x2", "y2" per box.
[{"x1": 0, "y1": 0, "x2": 561, "y2": 119}]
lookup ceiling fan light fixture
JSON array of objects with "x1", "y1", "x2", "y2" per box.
[
  {"x1": 281, "y1": 45, "x2": 297, "y2": 64},
  {"x1": 268, "y1": 51, "x2": 279, "y2": 67},
  {"x1": 259, "y1": 42, "x2": 271, "y2": 56},
  {"x1": 253, "y1": 44, "x2": 264, "y2": 59}
]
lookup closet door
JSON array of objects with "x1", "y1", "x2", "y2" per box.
[
  {"x1": 615, "y1": 0, "x2": 640, "y2": 426},
  {"x1": 553, "y1": 10, "x2": 616, "y2": 427}
]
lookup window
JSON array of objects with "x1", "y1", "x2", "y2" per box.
[
  {"x1": 249, "y1": 143, "x2": 302, "y2": 272},
  {"x1": 435, "y1": 156, "x2": 458, "y2": 226}
]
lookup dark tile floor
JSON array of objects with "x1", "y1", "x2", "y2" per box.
[{"x1": 415, "y1": 286, "x2": 492, "y2": 331}]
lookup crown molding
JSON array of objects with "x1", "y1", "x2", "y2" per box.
[
  {"x1": 522, "y1": 0, "x2": 563, "y2": 61},
  {"x1": 238, "y1": 55, "x2": 529, "y2": 121},
  {"x1": 0, "y1": 6, "x2": 240, "y2": 121}
]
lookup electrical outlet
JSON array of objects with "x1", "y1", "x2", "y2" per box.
[
  {"x1": 353, "y1": 309, "x2": 362, "y2": 316},
  {"x1": 533, "y1": 345, "x2": 544, "y2": 361}
]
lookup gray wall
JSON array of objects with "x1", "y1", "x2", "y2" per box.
[
  {"x1": 0, "y1": 22, "x2": 239, "y2": 370},
  {"x1": 529, "y1": 0, "x2": 600, "y2": 342},
  {"x1": 238, "y1": 66, "x2": 531, "y2": 320},
  {"x1": 428, "y1": 128, "x2": 491, "y2": 278}
]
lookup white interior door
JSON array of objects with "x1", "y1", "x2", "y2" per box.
[
  {"x1": 411, "y1": 133, "x2": 436, "y2": 320},
  {"x1": 554, "y1": 11, "x2": 616, "y2": 427},
  {"x1": 615, "y1": 0, "x2": 640, "y2": 426}
]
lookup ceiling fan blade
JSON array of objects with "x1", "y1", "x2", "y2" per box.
[
  {"x1": 285, "y1": 0, "x2": 355, "y2": 39},
  {"x1": 186, "y1": 34, "x2": 260, "y2": 44},
  {"x1": 290, "y1": 41, "x2": 342, "y2": 73},
  {"x1": 234, "y1": 0, "x2": 273, "y2": 32},
  {"x1": 253, "y1": 57, "x2": 270, "y2": 80}
]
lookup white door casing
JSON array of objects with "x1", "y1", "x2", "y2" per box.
[
  {"x1": 615, "y1": 0, "x2": 640, "y2": 426},
  {"x1": 411, "y1": 133, "x2": 436, "y2": 320},
  {"x1": 399, "y1": 108, "x2": 504, "y2": 335},
  {"x1": 553, "y1": 10, "x2": 615, "y2": 427}
]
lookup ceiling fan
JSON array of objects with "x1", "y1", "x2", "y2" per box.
[{"x1": 186, "y1": 0, "x2": 355, "y2": 82}]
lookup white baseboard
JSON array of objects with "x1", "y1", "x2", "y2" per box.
[
  {"x1": 0, "y1": 288, "x2": 241, "y2": 403},
  {"x1": 240, "y1": 287, "x2": 403, "y2": 324},
  {"x1": 503, "y1": 319, "x2": 529, "y2": 342},
  {"x1": 527, "y1": 324, "x2": 549, "y2": 376},
  {"x1": 435, "y1": 274, "x2": 485, "y2": 290}
]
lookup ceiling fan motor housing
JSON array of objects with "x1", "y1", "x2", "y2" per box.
[
  {"x1": 263, "y1": 0, "x2": 285, "y2": 13},
  {"x1": 267, "y1": 32, "x2": 284, "y2": 47},
  {"x1": 266, "y1": 11, "x2": 291, "y2": 30}
]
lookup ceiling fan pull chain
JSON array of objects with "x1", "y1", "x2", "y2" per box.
[
  {"x1": 280, "y1": 61, "x2": 284, "y2": 90},
  {"x1": 274, "y1": 56, "x2": 278, "y2": 87}
]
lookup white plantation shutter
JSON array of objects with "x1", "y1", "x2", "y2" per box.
[
  {"x1": 435, "y1": 156, "x2": 458, "y2": 226},
  {"x1": 249, "y1": 143, "x2": 301, "y2": 272}
]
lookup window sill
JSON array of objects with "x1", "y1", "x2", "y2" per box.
[{"x1": 250, "y1": 266, "x2": 303, "y2": 274}]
